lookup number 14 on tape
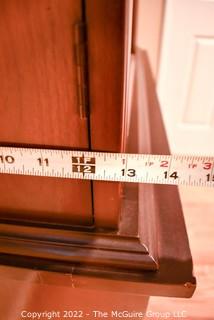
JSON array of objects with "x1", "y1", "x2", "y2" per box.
[{"x1": 0, "y1": 147, "x2": 214, "y2": 187}]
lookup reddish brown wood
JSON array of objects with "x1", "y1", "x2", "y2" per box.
[
  {"x1": 0, "y1": 0, "x2": 92, "y2": 225},
  {"x1": 0, "y1": 49, "x2": 196, "y2": 302},
  {"x1": 0, "y1": 265, "x2": 149, "y2": 319},
  {"x1": 86, "y1": 0, "x2": 125, "y2": 228}
]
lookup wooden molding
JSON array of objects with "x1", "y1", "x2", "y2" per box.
[{"x1": 0, "y1": 50, "x2": 196, "y2": 298}]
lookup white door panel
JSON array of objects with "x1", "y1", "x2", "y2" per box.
[{"x1": 157, "y1": 0, "x2": 214, "y2": 155}]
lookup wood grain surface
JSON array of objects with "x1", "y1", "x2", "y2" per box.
[
  {"x1": 86, "y1": 0, "x2": 125, "y2": 228},
  {"x1": 0, "y1": 0, "x2": 92, "y2": 225},
  {"x1": 148, "y1": 187, "x2": 214, "y2": 319}
]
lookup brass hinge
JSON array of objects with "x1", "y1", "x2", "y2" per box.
[{"x1": 74, "y1": 22, "x2": 89, "y2": 119}]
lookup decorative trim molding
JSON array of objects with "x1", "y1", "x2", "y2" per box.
[{"x1": 0, "y1": 51, "x2": 196, "y2": 298}]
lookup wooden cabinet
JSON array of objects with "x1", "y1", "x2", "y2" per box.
[
  {"x1": 86, "y1": 0, "x2": 125, "y2": 227},
  {"x1": 0, "y1": 1, "x2": 196, "y2": 313},
  {"x1": 0, "y1": 0, "x2": 125, "y2": 228}
]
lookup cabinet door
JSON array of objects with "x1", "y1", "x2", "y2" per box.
[
  {"x1": 0, "y1": 0, "x2": 93, "y2": 225},
  {"x1": 86, "y1": 0, "x2": 125, "y2": 228}
]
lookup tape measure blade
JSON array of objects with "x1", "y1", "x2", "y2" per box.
[{"x1": 0, "y1": 146, "x2": 214, "y2": 187}]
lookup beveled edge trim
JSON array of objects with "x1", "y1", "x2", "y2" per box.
[
  {"x1": 0, "y1": 222, "x2": 149, "y2": 253},
  {"x1": 135, "y1": 49, "x2": 196, "y2": 297},
  {"x1": 0, "y1": 222, "x2": 157, "y2": 272},
  {"x1": 0, "y1": 50, "x2": 197, "y2": 298},
  {"x1": 0, "y1": 254, "x2": 196, "y2": 298}
]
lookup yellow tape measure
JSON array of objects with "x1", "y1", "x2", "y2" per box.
[{"x1": 0, "y1": 146, "x2": 214, "y2": 187}]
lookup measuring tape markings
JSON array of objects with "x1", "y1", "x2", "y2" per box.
[{"x1": 0, "y1": 146, "x2": 214, "y2": 187}]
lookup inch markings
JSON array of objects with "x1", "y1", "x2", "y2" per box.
[{"x1": 0, "y1": 146, "x2": 213, "y2": 187}]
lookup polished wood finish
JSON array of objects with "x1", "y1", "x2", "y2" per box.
[
  {"x1": 149, "y1": 188, "x2": 214, "y2": 319},
  {"x1": 0, "y1": 0, "x2": 127, "y2": 228},
  {"x1": 86, "y1": 0, "x2": 125, "y2": 227},
  {"x1": 0, "y1": 0, "x2": 92, "y2": 225},
  {"x1": 136, "y1": 50, "x2": 195, "y2": 289},
  {"x1": 0, "y1": 51, "x2": 196, "y2": 298},
  {"x1": 0, "y1": 222, "x2": 154, "y2": 271},
  {"x1": 0, "y1": 265, "x2": 149, "y2": 319}
]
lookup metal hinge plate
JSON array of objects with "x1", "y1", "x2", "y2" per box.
[{"x1": 74, "y1": 22, "x2": 89, "y2": 119}]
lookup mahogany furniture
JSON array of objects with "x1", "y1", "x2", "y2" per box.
[
  {"x1": 0, "y1": 0, "x2": 124, "y2": 228},
  {"x1": 0, "y1": 0, "x2": 195, "y2": 316}
]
